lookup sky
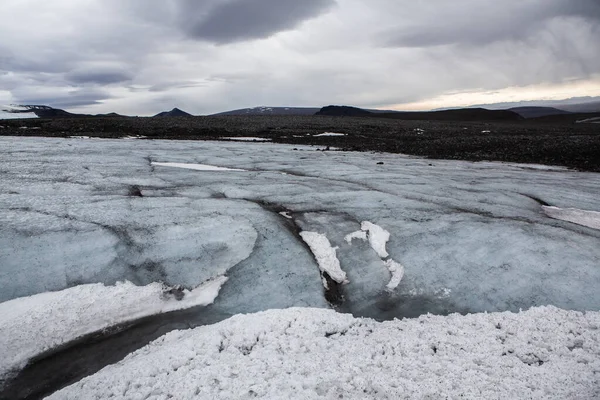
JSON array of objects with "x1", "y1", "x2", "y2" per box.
[{"x1": 1, "y1": 0, "x2": 599, "y2": 116}]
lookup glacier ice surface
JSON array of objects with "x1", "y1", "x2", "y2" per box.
[{"x1": 1, "y1": 136, "x2": 600, "y2": 317}]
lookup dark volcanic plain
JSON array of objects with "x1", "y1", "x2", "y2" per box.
[{"x1": 1, "y1": 115, "x2": 599, "y2": 172}]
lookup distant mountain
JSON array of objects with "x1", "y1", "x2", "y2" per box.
[
  {"x1": 2, "y1": 105, "x2": 77, "y2": 118},
  {"x1": 1, "y1": 105, "x2": 38, "y2": 119},
  {"x1": 316, "y1": 105, "x2": 522, "y2": 121},
  {"x1": 508, "y1": 107, "x2": 571, "y2": 119},
  {"x1": 212, "y1": 106, "x2": 320, "y2": 116},
  {"x1": 1, "y1": 105, "x2": 125, "y2": 119},
  {"x1": 458, "y1": 96, "x2": 600, "y2": 114},
  {"x1": 153, "y1": 108, "x2": 192, "y2": 117},
  {"x1": 558, "y1": 101, "x2": 600, "y2": 114}
]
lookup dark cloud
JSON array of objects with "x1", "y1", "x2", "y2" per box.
[
  {"x1": 383, "y1": 0, "x2": 600, "y2": 48},
  {"x1": 178, "y1": 0, "x2": 335, "y2": 43},
  {"x1": 66, "y1": 69, "x2": 133, "y2": 85}
]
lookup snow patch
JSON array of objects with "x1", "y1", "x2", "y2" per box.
[
  {"x1": 279, "y1": 211, "x2": 292, "y2": 219},
  {"x1": 347, "y1": 222, "x2": 406, "y2": 291},
  {"x1": 542, "y1": 206, "x2": 600, "y2": 230},
  {"x1": 576, "y1": 117, "x2": 600, "y2": 123},
  {"x1": 151, "y1": 162, "x2": 246, "y2": 172},
  {"x1": 299, "y1": 232, "x2": 348, "y2": 284},
  {"x1": 361, "y1": 221, "x2": 390, "y2": 258},
  {"x1": 121, "y1": 135, "x2": 147, "y2": 140},
  {"x1": 314, "y1": 132, "x2": 346, "y2": 137},
  {"x1": 0, "y1": 106, "x2": 38, "y2": 119},
  {"x1": 220, "y1": 137, "x2": 271, "y2": 142},
  {"x1": 48, "y1": 306, "x2": 600, "y2": 400},
  {"x1": 344, "y1": 230, "x2": 367, "y2": 243},
  {"x1": 0, "y1": 276, "x2": 227, "y2": 380},
  {"x1": 383, "y1": 259, "x2": 405, "y2": 290}
]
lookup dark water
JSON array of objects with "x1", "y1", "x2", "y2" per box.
[{"x1": 0, "y1": 305, "x2": 233, "y2": 400}]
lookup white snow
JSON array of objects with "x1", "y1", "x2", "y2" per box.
[
  {"x1": 151, "y1": 162, "x2": 246, "y2": 172},
  {"x1": 220, "y1": 137, "x2": 272, "y2": 142},
  {"x1": 299, "y1": 232, "x2": 348, "y2": 284},
  {"x1": 347, "y1": 222, "x2": 405, "y2": 290},
  {"x1": 576, "y1": 117, "x2": 600, "y2": 123},
  {"x1": 314, "y1": 132, "x2": 346, "y2": 137},
  {"x1": 383, "y1": 259, "x2": 405, "y2": 290},
  {"x1": 0, "y1": 276, "x2": 227, "y2": 380},
  {"x1": 344, "y1": 230, "x2": 367, "y2": 243},
  {"x1": 542, "y1": 206, "x2": 600, "y2": 230},
  {"x1": 69, "y1": 136, "x2": 106, "y2": 140},
  {"x1": 279, "y1": 211, "x2": 293, "y2": 219},
  {"x1": 0, "y1": 106, "x2": 38, "y2": 119},
  {"x1": 49, "y1": 306, "x2": 600, "y2": 400},
  {"x1": 121, "y1": 135, "x2": 147, "y2": 140},
  {"x1": 361, "y1": 221, "x2": 391, "y2": 258}
]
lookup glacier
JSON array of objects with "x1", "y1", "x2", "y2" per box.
[
  {"x1": 1, "y1": 136, "x2": 599, "y2": 315},
  {"x1": 0, "y1": 136, "x2": 599, "y2": 395}
]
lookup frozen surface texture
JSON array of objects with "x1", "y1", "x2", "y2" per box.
[
  {"x1": 48, "y1": 306, "x2": 600, "y2": 400},
  {"x1": 1, "y1": 136, "x2": 599, "y2": 317},
  {"x1": 0, "y1": 277, "x2": 227, "y2": 380}
]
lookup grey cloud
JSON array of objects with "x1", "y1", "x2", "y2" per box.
[
  {"x1": 178, "y1": 0, "x2": 335, "y2": 43},
  {"x1": 1, "y1": 0, "x2": 599, "y2": 115},
  {"x1": 383, "y1": 0, "x2": 600, "y2": 48},
  {"x1": 66, "y1": 69, "x2": 133, "y2": 85}
]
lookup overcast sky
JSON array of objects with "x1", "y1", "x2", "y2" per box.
[{"x1": 1, "y1": 0, "x2": 599, "y2": 115}]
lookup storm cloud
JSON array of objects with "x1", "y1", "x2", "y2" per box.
[
  {"x1": 0, "y1": 0, "x2": 599, "y2": 115},
  {"x1": 178, "y1": 0, "x2": 336, "y2": 44}
]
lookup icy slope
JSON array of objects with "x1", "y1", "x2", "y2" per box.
[{"x1": 48, "y1": 306, "x2": 600, "y2": 400}]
